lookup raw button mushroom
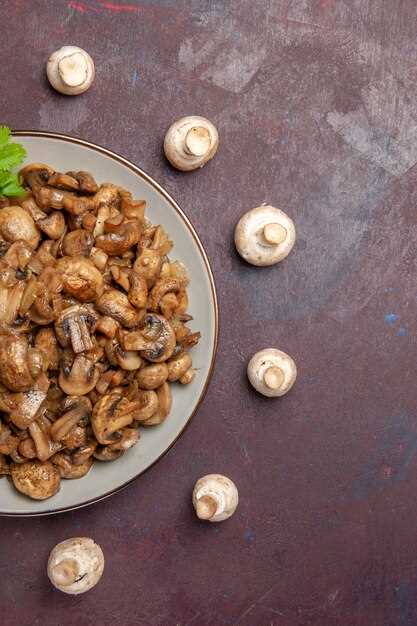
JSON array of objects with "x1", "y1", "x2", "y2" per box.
[
  {"x1": 234, "y1": 205, "x2": 296, "y2": 266},
  {"x1": 164, "y1": 116, "x2": 219, "y2": 171},
  {"x1": 247, "y1": 348, "x2": 297, "y2": 397},
  {"x1": 47, "y1": 46, "x2": 95, "y2": 96},
  {"x1": 193, "y1": 474, "x2": 239, "y2": 522},
  {"x1": 47, "y1": 537, "x2": 104, "y2": 595}
]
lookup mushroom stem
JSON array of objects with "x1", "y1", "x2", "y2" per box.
[
  {"x1": 58, "y1": 53, "x2": 88, "y2": 88},
  {"x1": 51, "y1": 559, "x2": 80, "y2": 587},
  {"x1": 184, "y1": 126, "x2": 211, "y2": 157},
  {"x1": 262, "y1": 223, "x2": 287, "y2": 245},
  {"x1": 195, "y1": 495, "x2": 218, "y2": 520},
  {"x1": 263, "y1": 366, "x2": 284, "y2": 390}
]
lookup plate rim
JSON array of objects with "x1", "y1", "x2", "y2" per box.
[{"x1": 1, "y1": 129, "x2": 219, "y2": 517}]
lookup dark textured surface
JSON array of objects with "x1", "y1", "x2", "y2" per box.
[{"x1": 1, "y1": 1, "x2": 417, "y2": 624}]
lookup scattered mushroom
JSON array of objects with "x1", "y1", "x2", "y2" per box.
[
  {"x1": 47, "y1": 46, "x2": 95, "y2": 96},
  {"x1": 234, "y1": 205, "x2": 296, "y2": 266},
  {"x1": 247, "y1": 348, "x2": 297, "y2": 397},
  {"x1": 47, "y1": 537, "x2": 104, "y2": 595},
  {"x1": 164, "y1": 116, "x2": 219, "y2": 171},
  {"x1": 192, "y1": 474, "x2": 239, "y2": 522}
]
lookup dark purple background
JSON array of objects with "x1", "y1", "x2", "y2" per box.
[{"x1": 2, "y1": 1, "x2": 417, "y2": 624}]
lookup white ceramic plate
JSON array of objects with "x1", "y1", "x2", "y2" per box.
[{"x1": 0, "y1": 131, "x2": 218, "y2": 516}]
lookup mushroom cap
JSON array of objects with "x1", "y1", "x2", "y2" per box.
[
  {"x1": 47, "y1": 537, "x2": 104, "y2": 595},
  {"x1": 47, "y1": 46, "x2": 95, "y2": 96},
  {"x1": 247, "y1": 348, "x2": 297, "y2": 397},
  {"x1": 234, "y1": 205, "x2": 296, "y2": 266},
  {"x1": 164, "y1": 116, "x2": 219, "y2": 171},
  {"x1": 192, "y1": 474, "x2": 239, "y2": 522},
  {"x1": 11, "y1": 460, "x2": 61, "y2": 500}
]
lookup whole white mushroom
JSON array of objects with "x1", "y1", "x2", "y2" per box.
[
  {"x1": 47, "y1": 46, "x2": 95, "y2": 96},
  {"x1": 164, "y1": 116, "x2": 219, "y2": 171},
  {"x1": 47, "y1": 537, "x2": 104, "y2": 595},
  {"x1": 234, "y1": 205, "x2": 296, "y2": 266},
  {"x1": 193, "y1": 474, "x2": 238, "y2": 522},
  {"x1": 248, "y1": 348, "x2": 297, "y2": 397}
]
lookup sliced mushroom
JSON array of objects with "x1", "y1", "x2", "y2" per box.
[
  {"x1": 35, "y1": 327, "x2": 60, "y2": 370},
  {"x1": 62, "y1": 229, "x2": 94, "y2": 257},
  {"x1": 95, "y1": 315, "x2": 119, "y2": 338},
  {"x1": 148, "y1": 277, "x2": 187, "y2": 312},
  {"x1": 55, "y1": 305, "x2": 98, "y2": 353},
  {"x1": 20, "y1": 163, "x2": 55, "y2": 191},
  {"x1": 234, "y1": 205, "x2": 296, "y2": 266},
  {"x1": 136, "y1": 363, "x2": 168, "y2": 390},
  {"x1": 93, "y1": 446, "x2": 123, "y2": 462},
  {"x1": 164, "y1": 116, "x2": 219, "y2": 171},
  {"x1": 96, "y1": 289, "x2": 141, "y2": 328},
  {"x1": 133, "y1": 248, "x2": 163, "y2": 284},
  {"x1": 91, "y1": 394, "x2": 139, "y2": 444},
  {"x1": 56, "y1": 256, "x2": 104, "y2": 302},
  {"x1": 128, "y1": 272, "x2": 148, "y2": 309},
  {"x1": 38, "y1": 211, "x2": 66, "y2": 239},
  {"x1": 0, "y1": 333, "x2": 44, "y2": 392},
  {"x1": 28, "y1": 420, "x2": 62, "y2": 462},
  {"x1": 52, "y1": 452, "x2": 93, "y2": 479},
  {"x1": 4, "y1": 386, "x2": 48, "y2": 430},
  {"x1": 66, "y1": 171, "x2": 98, "y2": 194},
  {"x1": 89, "y1": 247, "x2": 108, "y2": 272},
  {"x1": 0, "y1": 206, "x2": 40, "y2": 249},
  {"x1": 59, "y1": 355, "x2": 100, "y2": 396},
  {"x1": 47, "y1": 172, "x2": 80, "y2": 191},
  {"x1": 139, "y1": 313, "x2": 176, "y2": 362},
  {"x1": 142, "y1": 382, "x2": 172, "y2": 426},
  {"x1": 3, "y1": 240, "x2": 33, "y2": 270},
  {"x1": 50, "y1": 397, "x2": 92, "y2": 442},
  {"x1": 95, "y1": 220, "x2": 141, "y2": 256},
  {"x1": 167, "y1": 353, "x2": 192, "y2": 382},
  {"x1": 72, "y1": 441, "x2": 97, "y2": 465},
  {"x1": 11, "y1": 460, "x2": 61, "y2": 500},
  {"x1": 132, "y1": 389, "x2": 159, "y2": 422},
  {"x1": 108, "y1": 427, "x2": 139, "y2": 451}
]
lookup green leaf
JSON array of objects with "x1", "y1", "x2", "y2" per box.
[
  {"x1": 0, "y1": 142, "x2": 26, "y2": 171},
  {"x1": 0, "y1": 171, "x2": 25, "y2": 197},
  {"x1": 0, "y1": 126, "x2": 10, "y2": 148}
]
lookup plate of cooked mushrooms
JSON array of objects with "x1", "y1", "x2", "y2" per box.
[{"x1": 0, "y1": 130, "x2": 218, "y2": 516}]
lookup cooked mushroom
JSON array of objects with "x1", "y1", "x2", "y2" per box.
[
  {"x1": 20, "y1": 163, "x2": 54, "y2": 191},
  {"x1": 91, "y1": 394, "x2": 139, "y2": 444},
  {"x1": 136, "y1": 363, "x2": 168, "y2": 390},
  {"x1": 66, "y1": 171, "x2": 98, "y2": 194},
  {"x1": 133, "y1": 248, "x2": 163, "y2": 284},
  {"x1": 56, "y1": 256, "x2": 104, "y2": 302},
  {"x1": 133, "y1": 389, "x2": 159, "y2": 422},
  {"x1": 234, "y1": 205, "x2": 296, "y2": 266},
  {"x1": 38, "y1": 212, "x2": 66, "y2": 240},
  {"x1": 47, "y1": 537, "x2": 104, "y2": 595},
  {"x1": 0, "y1": 333, "x2": 44, "y2": 392},
  {"x1": 62, "y1": 229, "x2": 94, "y2": 257},
  {"x1": 52, "y1": 452, "x2": 93, "y2": 479},
  {"x1": 59, "y1": 355, "x2": 100, "y2": 396},
  {"x1": 96, "y1": 289, "x2": 141, "y2": 328},
  {"x1": 11, "y1": 460, "x2": 61, "y2": 500},
  {"x1": 47, "y1": 172, "x2": 80, "y2": 191},
  {"x1": 139, "y1": 313, "x2": 176, "y2": 362},
  {"x1": 3, "y1": 386, "x2": 48, "y2": 430},
  {"x1": 247, "y1": 348, "x2": 297, "y2": 397},
  {"x1": 95, "y1": 220, "x2": 141, "y2": 256},
  {"x1": 192, "y1": 474, "x2": 239, "y2": 522},
  {"x1": 142, "y1": 382, "x2": 172, "y2": 426},
  {"x1": 164, "y1": 116, "x2": 219, "y2": 171},
  {"x1": 55, "y1": 305, "x2": 98, "y2": 353},
  {"x1": 35, "y1": 327, "x2": 60, "y2": 370},
  {"x1": 0, "y1": 206, "x2": 40, "y2": 249},
  {"x1": 167, "y1": 353, "x2": 192, "y2": 382},
  {"x1": 28, "y1": 420, "x2": 62, "y2": 461},
  {"x1": 50, "y1": 396, "x2": 91, "y2": 442},
  {"x1": 47, "y1": 46, "x2": 95, "y2": 96},
  {"x1": 148, "y1": 277, "x2": 188, "y2": 312}
]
